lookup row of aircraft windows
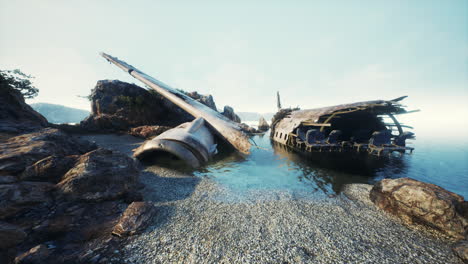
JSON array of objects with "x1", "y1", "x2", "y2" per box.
[{"x1": 275, "y1": 131, "x2": 288, "y2": 140}]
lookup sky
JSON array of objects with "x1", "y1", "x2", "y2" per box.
[{"x1": 1, "y1": 0, "x2": 467, "y2": 135}]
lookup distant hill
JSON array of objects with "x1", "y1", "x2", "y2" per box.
[
  {"x1": 237, "y1": 112, "x2": 274, "y2": 122},
  {"x1": 30, "y1": 103, "x2": 90, "y2": 124}
]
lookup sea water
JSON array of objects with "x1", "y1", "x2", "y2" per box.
[{"x1": 194, "y1": 128, "x2": 468, "y2": 198}]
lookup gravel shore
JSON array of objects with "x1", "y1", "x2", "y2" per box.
[{"x1": 80, "y1": 134, "x2": 462, "y2": 264}]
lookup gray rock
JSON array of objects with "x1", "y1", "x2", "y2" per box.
[
  {"x1": 80, "y1": 80, "x2": 192, "y2": 132},
  {"x1": 221, "y1": 106, "x2": 241, "y2": 123},
  {"x1": 185, "y1": 91, "x2": 217, "y2": 111},
  {"x1": 0, "y1": 83, "x2": 48, "y2": 134},
  {"x1": 57, "y1": 148, "x2": 139, "y2": 202},
  {"x1": 0, "y1": 221, "x2": 26, "y2": 249},
  {"x1": 0, "y1": 128, "x2": 96, "y2": 175},
  {"x1": 20, "y1": 155, "x2": 78, "y2": 183},
  {"x1": 112, "y1": 202, "x2": 157, "y2": 237},
  {"x1": 239, "y1": 123, "x2": 258, "y2": 134},
  {"x1": 0, "y1": 175, "x2": 17, "y2": 184},
  {"x1": 370, "y1": 177, "x2": 468, "y2": 239},
  {"x1": 258, "y1": 117, "x2": 269, "y2": 132},
  {"x1": 0, "y1": 182, "x2": 54, "y2": 219}
]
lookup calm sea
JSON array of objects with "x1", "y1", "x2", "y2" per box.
[{"x1": 194, "y1": 124, "x2": 468, "y2": 198}]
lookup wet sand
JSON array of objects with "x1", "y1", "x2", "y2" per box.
[{"x1": 79, "y1": 134, "x2": 462, "y2": 264}]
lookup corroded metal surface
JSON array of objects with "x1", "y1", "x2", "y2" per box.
[
  {"x1": 134, "y1": 117, "x2": 217, "y2": 168},
  {"x1": 272, "y1": 99, "x2": 410, "y2": 145}
]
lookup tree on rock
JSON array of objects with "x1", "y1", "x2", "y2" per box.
[{"x1": 0, "y1": 69, "x2": 39, "y2": 99}]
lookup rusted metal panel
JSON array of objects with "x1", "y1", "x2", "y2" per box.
[
  {"x1": 272, "y1": 99, "x2": 410, "y2": 140},
  {"x1": 101, "y1": 52, "x2": 251, "y2": 154}
]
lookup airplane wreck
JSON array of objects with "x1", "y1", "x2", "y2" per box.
[
  {"x1": 270, "y1": 95, "x2": 417, "y2": 156},
  {"x1": 101, "y1": 52, "x2": 251, "y2": 168},
  {"x1": 102, "y1": 52, "x2": 416, "y2": 168}
]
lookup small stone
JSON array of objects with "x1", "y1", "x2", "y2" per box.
[
  {"x1": 112, "y1": 202, "x2": 157, "y2": 237},
  {"x1": 15, "y1": 244, "x2": 50, "y2": 264}
]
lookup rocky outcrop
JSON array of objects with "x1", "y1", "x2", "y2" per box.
[
  {"x1": 112, "y1": 202, "x2": 157, "y2": 237},
  {"x1": 0, "y1": 182, "x2": 55, "y2": 219},
  {"x1": 0, "y1": 128, "x2": 95, "y2": 175},
  {"x1": 370, "y1": 178, "x2": 468, "y2": 239},
  {"x1": 0, "y1": 81, "x2": 152, "y2": 263},
  {"x1": 80, "y1": 80, "x2": 192, "y2": 132},
  {"x1": 258, "y1": 117, "x2": 269, "y2": 132},
  {"x1": 185, "y1": 91, "x2": 217, "y2": 111},
  {"x1": 221, "y1": 106, "x2": 241, "y2": 123},
  {"x1": 20, "y1": 155, "x2": 78, "y2": 183},
  {"x1": 129, "y1": 125, "x2": 172, "y2": 139},
  {"x1": 57, "y1": 148, "x2": 139, "y2": 202},
  {"x1": 239, "y1": 123, "x2": 258, "y2": 134},
  {"x1": 0, "y1": 84, "x2": 48, "y2": 134},
  {"x1": 0, "y1": 222, "x2": 26, "y2": 249}
]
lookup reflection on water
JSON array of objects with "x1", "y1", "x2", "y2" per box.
[{"x1": 194, "y1": 131, "x2": 468, "y2": 198}]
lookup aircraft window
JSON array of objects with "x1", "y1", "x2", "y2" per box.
[
  {"x1": 280, "y1": 133, "x2": 283, "y2": 138},
  {"x1": 284, "y1": 134, "x2": 288, "y2": 140},
  {"x1": 275, "y1": 132, "x2": 278, "y2": 137}
]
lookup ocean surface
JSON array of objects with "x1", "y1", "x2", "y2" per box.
[{"x1": 194, "y1": 123, "x2": 468, "y2": 198}]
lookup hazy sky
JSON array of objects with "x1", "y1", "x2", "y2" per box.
[{"x1": 1, "y1": 0, "x2": 467, "y2": 134}]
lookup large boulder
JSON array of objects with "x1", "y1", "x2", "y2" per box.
[
  {"x1": 239, "y1": 123, "x2": 258, "y2": 134},
  {"x1": 20, "y1": 155, "x2": 78, "y2": 183},
  {"x1": 370, "y1": 178, "x2": 468, "y2": 239},
  {"x1": 0, "y1": 182, "x2": 55, "y2": 219},
  {"x1": 80, "y1": 80, "x2": 192, "y2": 131},
  {"x1": 184, "y1": 91, "x2": 217, "y2": 111},
  {"x1": 221, "y1": 105, "x2": 241, "y2": 123},
  {"x1": 0, "y1": 128, "x2": 95, "y2": 175},
  {"x1": 112, "y1": 202, "x2": 157, "y2": 237},
  {"x1": 258, "y1": 116, "x2": 270, "y2": 132},
  {"x1": 0, "y1": 221, "x2": 26, "y2": 249},
  {"x1": 57, "y1": 148, "x2": 139, "y2": 202},
  {"x1": 0, "y1": 82, "x2": 48, "y2": 134},
  {"x1": 32, "y1": 200, "x2": 125, "y2": 243}
]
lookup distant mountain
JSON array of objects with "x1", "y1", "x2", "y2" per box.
[
  {"x1": 30, "y1": 103, "x2": 90, "y2": 124},
  {"x1": 237, "y1": 112, "x2": 275, "y2": 122}
]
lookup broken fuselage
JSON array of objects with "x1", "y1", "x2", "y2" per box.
[{"x1": 270, "y1": 97, "x2": 416, "y2": 156}]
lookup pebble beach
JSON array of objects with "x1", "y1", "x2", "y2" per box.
[{"x1": 81, "y1": 134, "x2": 462, "y2": 264}]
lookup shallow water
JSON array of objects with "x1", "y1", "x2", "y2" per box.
[{"x1": 195, "y1": 131, "x2": 468, "y2": 198}]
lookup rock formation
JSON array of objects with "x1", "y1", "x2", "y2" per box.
[
  {"x1": 112, "y1": 202, "x2": 157, "y2": 237},
  {"x1": 0, "y1": 128, "x2": 96, "y2": 176},
  {"x1": 370, "y1": 177, "x2": 467, "y2": 239},
  {"x1": 221, "y1": 105, "x2": 241, "y2": 123},
  {"x1": 0, "y1": 83, "x2": 48, "y2": 134},
  {"x1": 239, "y1": 123, "x2": 258, "y2": 134},
  {"x1": 0, "y1": 80, "x2": 156, "y2": 263},
  {"x1": 57, "y1": 148, "x2": 139, "y2": 202},
  {"x1": 258, "y1": 117, "x2": 270, "y2": 132},
  {"x1": 184, "y1": 91, "x2": 217, "y2": 111},
  {"x1": 80, "y1": 80, "x2": 193, "y2": 132}
]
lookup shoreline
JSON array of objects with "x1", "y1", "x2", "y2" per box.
[{"x1": 80, "y1": 133, "x2": 462, "y2": 263}]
